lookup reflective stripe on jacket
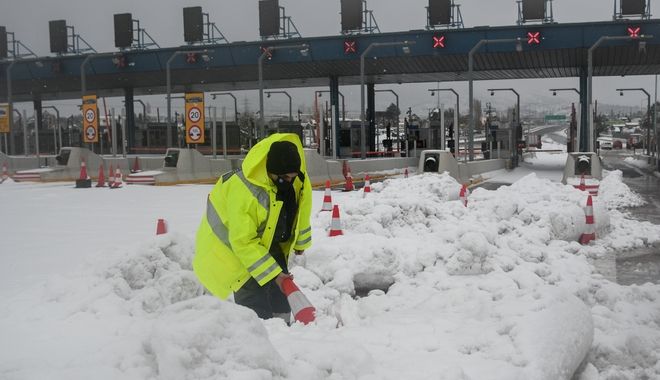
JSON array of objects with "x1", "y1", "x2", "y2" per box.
[{"x1": 193, "y1": 133, "x2": 313, "y2": 299}]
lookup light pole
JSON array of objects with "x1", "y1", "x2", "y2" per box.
[
  {"x1": 588, "y1": 34, "x2": 653, "y2": 152},
  {"x1": 81, "y1": 52, "x2": 122, "y2": 97},
  {"x1": 315, "y1": 90, "x2": 345, "y2": 121},
  {"x1": 166, "y1": 49, "x2": 210, "y2": 148},
  {"x1": 375, "y1": 89, "x2": 400, "y2": 152},
  {"x1": 550, "y1": 88, "x2": 581, "y2": 152},
  {"x1": 428, "y1": 88, "x2": 460, "y2": 155},
  {"x1": 211, "y1": 92, "x2": 238, "y2": 122},
  {"x1": 259, "y1": 44, "x2": 309, "y2": 140},
  {"x1": 6, "y1": 59, "x2": 19, "y2": 150},
  {"x1": 265, "y1": 91, "x2": 292, "y2": 121},
  {"x1": 617, "y1": 88, "x2": 652, "y2": 156},
  {"x1": 360, "y1": 41, "x2": 415, "y2": 159},
  {"x1": 468, "y1": 38, "x2": 521, "y2": 161},
  {"x1": 42, "y1": 105, "x2": 61, "y2": 152}
]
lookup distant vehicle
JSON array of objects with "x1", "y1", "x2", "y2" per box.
[
  {"x1": 627, "y1": 134, "x2": 643, "y2": 149},
  {"x1": 600, "y1": 140, "x2": 613, "y2": 150},
  {"x1": 613, "y1": 140, "x2": 623, "y2": 149}
]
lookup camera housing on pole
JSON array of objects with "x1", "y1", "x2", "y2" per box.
[
  {"x1": 427, "y1": 0, "x2": 464, "y2": 29},
  {"x1": 613, "y1": 0, "x2": 651, "y2": 20},
  {"x1": 48, "y1": 19, "x2": 96, "y2": 55},
  {"x1": 183, "y1": 6, "x2": 228, "y2": 45},
  {"x1": 341, "y1": 0, "x2": 380, "y2": 34},
  {"x1": 259, "y1": 0, "x2": 301, "y2": 40},
  {"x1": 114, "y1": 13, "x2": 160, "y2": 50},
  {"x1": 516, "y1": 0, "x2": 554, "y2": 25}
]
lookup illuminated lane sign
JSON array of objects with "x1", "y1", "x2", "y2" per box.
[
  {"x1": 185, "y1": 92, "x2": 205, "y2": 144},
  {"x1": 627, "y1": 26, "x2": 641, "y2": 38},
  {"x1": 527, "y1": 31, "x2": 541, "y2": 45},
  {"x1": 344, "y1": 40, "x2": 357, "y2": 54},
  {"x1": 432, "y1": 35, "x2": 446, "y2": 49}
]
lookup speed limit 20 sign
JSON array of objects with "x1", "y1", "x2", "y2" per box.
[
  {"x1": 185, "y1": 92, "x2": 205, "y2": 144},
  {"x1": 81, "y1": 95, "x2": 99, "y2": 143}
]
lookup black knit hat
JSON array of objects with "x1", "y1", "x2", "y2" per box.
[{"x1": 266, "y1": 141, "x2": 301, "y2": 175}]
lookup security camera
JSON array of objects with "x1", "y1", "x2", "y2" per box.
[
  {"x1": 430, "y1": 91, "x2": 435, "y2": 96},
  {"x1": 619, "y1": 91, "x2": 623, "y2": 96},
  {"x1": 490, "y1": 91, "x2": 495, "y2": 96},
  {"x1": 552, "y1": 91, "x2": 557, "y2": 96}
]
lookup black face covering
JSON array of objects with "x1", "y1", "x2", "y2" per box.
[{"x1": 274, "y1": 175, "x2": 295, "y2": 192}]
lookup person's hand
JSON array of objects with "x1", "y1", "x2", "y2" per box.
[
  {"x1": 294, "y1": 249, "x2": 304, "y2": 256},
  {"x1": 274, "y1": 272, "x2": 293, "y2": 292}
]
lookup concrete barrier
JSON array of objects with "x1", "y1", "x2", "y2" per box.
[
  {"x1": 418, "y1": 150, "x2": 460, "y2": 179},
  {"x1": 561, "y1": 152, "x2": 603, "y2": 184},
  {"x1": 346, "y1": 156, "x2": 418, "y2": 179},
  {"x1": 458, "y1": 159, "x2": 507, "y2": 183}
]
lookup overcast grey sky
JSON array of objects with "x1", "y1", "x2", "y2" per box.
[{"x1": 2, "y1": 0, "x2": 658, "y2": 118}]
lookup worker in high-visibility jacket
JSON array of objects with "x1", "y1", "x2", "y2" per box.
[{"x1": 194, "y1": 133, "x2": 312, "y2": 322}]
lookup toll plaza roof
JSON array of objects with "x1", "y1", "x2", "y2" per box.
[{"x1": 1, "y1": 19, "x2": 660, "y2": 102}]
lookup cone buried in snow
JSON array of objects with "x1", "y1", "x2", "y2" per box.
[
  {"x1": 79, "y1": 159, "x2": 89, "y2": 180},
  {"x1": 459, "y1": 184, "x2": 468, "y2": 207},
  {"x1": 329, "y1": 204, "x2": 344, "y2": 237},
  {"x1": 579, "y1": 195, "x2": 596, "y2": 245},
  {"x1": 321, "y1": 180, "x2": 333, "y2": 211},
  {"x1": 344, "y1": 172, "x2": 354, "y2": 192},
  {"x1": 95, "y1": 164, "x2": 106, "y2": 187},
  {"x1": 579, "y1": 175, "x2": 586, "y2": 192},
  {"x1": 362, "y1": 174, "x2": 371, "y2": 198},
  {"x1": 404, "y1": 168, "x2": 409, "y2": 178},
  {"x1": 108, "y1": 164, "x2": 115, "y2": 185},
  {"x1": 281, "y1": 277, "x2": 316, "y2": 325},
  {"x1": 75, "y1": 159, "x2": 92, "y2": 188},
  {"x1": 156, "y1": 218, "x2": 168, "y2": 235},
  {"x1": 110, "y1": 168, "x2": 123, "y2": 189}
]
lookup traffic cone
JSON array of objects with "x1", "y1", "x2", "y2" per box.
[
  {"x1": 1, "y1": 163, "x2": 8, "y2": 183},
  {"x1": 329, "y1": 205, "x2": 344, "y2": 237},
  {"x1": 156, "y1": 218, "x2": 168, "y2": 235},
  {"x1": 281, "y1": 277, "x2": 316, "y2": 325},
  {"x1": 579, "y1": 195, "x2": 596, "y2": 245},
  {"x1": 79, "y1": 159, "x2": 89, "y2": 180},
  {"x1": 459, "y1": 184, "x2": 468, "y2": 207},
  {"x1": 578, "y1": 175, "x2": 586, "y2": 192},
  {"x1": 110, "y1": 167, "x2": 123, "y2": 189},
  {"x1": 321, "y1": 180, "x2": 333, "y2": 211},
  {"x1": 108, "y1": 164, "x2": 115, "y2": 186},
  {"x1": 95, "y1": 164, "x2": 106, "y2": 187},
  {"x1": 344, "y1": 172, "x2": 354, "y2": 192},
  {"x1": 404, "y1": 168, "x2": 409, "y2": 178},
  {"x1": 131, "y1": 157, "x2": 141, "y2": 173},
  {"x1": 362, "y1": 174, "x2": 371, "y2": 198}
]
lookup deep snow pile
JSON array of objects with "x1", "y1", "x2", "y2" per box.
[{"x1": 1, "y1": 171, "x2": 659, "y2": 379}]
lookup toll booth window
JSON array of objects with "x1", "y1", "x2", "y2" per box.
[
  {"x1": 423, "y1": 154, "x2": 440, "y2": 172},
  {"x1": 575, "y1": 156, "x2": 591, "y2": 176},
  {"x1": 164, "y1": 151, "x2": 180, "y2": 168},
  {"x1": 56, "y1": 149, "x2": 71, "y2": 166}
]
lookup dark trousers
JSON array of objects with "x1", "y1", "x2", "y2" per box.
[{"x1": 234, "y1": 276, "x2": 290, "y2": 319}]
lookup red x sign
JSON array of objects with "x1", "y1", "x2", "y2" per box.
[
  {"x1": 260, "y1": 46, "x2": 273, "y2": 59},
  {"x1": 527, "y1": 32, "x2": 541, "y2": 45},
  {"x1": 344, "y1": 40, "x2": 357, "y2": 54},
  {"x1": 627, "y1": 26, "x2": 641, "y2": 38},
  {"x1": 432, "y1": 35, "x2": 446, "y2": 49},
  {"x1": 185, "y1": 53, "x2": 197, "y2": 64}
]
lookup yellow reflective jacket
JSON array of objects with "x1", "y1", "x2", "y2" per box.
[{"x1": 193, "y1": 133, "x2": 313, "y2": 299}]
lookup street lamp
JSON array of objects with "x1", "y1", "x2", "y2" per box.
[
  {"x1": 468, "y1": 38, "x2": 522, "y2": 161},
  {"x1": 265, "y1": 90, "x2": 293, "y2": 121},
  {"x1": 360, "y1": 40, "x2": 415, "y2": 159},
  {"x1": 428, "y1": 88, "x2": 460, "y2": 156},
  {"x1": 166, "y1": 49, "x2": 211, "y2": 148},
  {"x1": 258, "y1": 44, "x2": 309, "y2": 140},
  {"x1": 210, "y1": 92, "x2": 238, "y2": 122},
  {"x1": 375, "y1": 89, "x2": 400, "y2": 152},
  {"x1": 550, "y1": 88, "x2": 580, "y2": 96},
  {"x1": 617, "y1": 88, "x2": 652, "y2": 157},
  {"x1": 588, "y1": 34, "x2": 653, "y2": 152},
  {"x1": 315, "y1": 90, "x2": 346, "y2": 121}
]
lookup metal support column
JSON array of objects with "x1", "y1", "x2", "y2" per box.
[
  {"x1": 33, "y1": 97, "x2": 42, "y2": 160},
  {"x1": 124, "y1": 88, "x2": 135, "y2": 152},
  {"x1": 579, "y1": 67, "x2": 589, "y2": 152},
  {"x1": 367, "y1": 83, "x2": 375, "y2": 154},
  {"x1": 329, "y1": 76, "x2": 341, "y2": 158}
]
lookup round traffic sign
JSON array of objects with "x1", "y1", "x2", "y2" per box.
[
  {"x1": 85, "y1": 109, "x2": 96, "y2": 123},
  {"x1": 188, "y1": 107, "x2": 202, "y2": 123},
  {"x1": 86, "y1": 125, "x2": 97, "y2": 140},
  {"x1": 188, "y1": 125, "x2": 202, "y2": 141}
]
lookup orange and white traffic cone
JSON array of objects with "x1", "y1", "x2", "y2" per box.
[
  {"x1": 329, "y1": 205, "x2": 344, "y2": 237},
  {"x1": 95, "y1": 164, "x2": 106, "y2": 187},
  {"x1": 344, "y1": 172, "x2": 354, "y2": 192},
  {"x1": 132, "y1": 156, "x2": 141, "y2": 173},
  {"x1": 404, "y1": 168, "x2": 409, "y2": 178},
  {"x1": 578, "y1": 175, "x2": 586, "y2": 192},
  {"x1": 108, "y1": 164, "x2": 115, "y2": 186},
  {"x1": 156, "y1": 218, "x2": 168, "y2": 235},
  {"x1": 321, "y1": 180, "x2": 333, "y2": 211},
  {"x1": 110, "y1": 168, "x2": 123, "y2": 189},
  {"x1": 459, "y1": 184, "x2": 468, "y2": 207},
  {"x1": 79, "y1": 159, "x2": 89, "y2": 180},
  {"x1": 362, "y1": 174, "x2": 371, "y2": 198},
  {"x1": 281, "y1": 277, "x2": 316, "y2": 325},
  {"x1": 1, "y1": 163, "x2": 8, "y2": 183},
  {"x1": 579, "y1": 195, "x2": 596, "y2": 245}
]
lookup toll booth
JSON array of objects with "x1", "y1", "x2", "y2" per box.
[
  {"x1": 268, "y1": 121, "x2": 303, "y2": 143},
  {"x1": 143, "y1": 122, "x2": 177, "y2": 152},
  {"x1": 428, "y1": 120, "x2": 445, "y2": 150},
  {"x1": 198, "y1": 122, "x2": 242, "y2": 155},
  {"x1": 340, "y1": 121, "x2": 374, "y2": 157}
]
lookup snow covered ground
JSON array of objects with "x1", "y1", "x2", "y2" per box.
[{"x1": 1, "y1": 141, "x2": 660, "y2": 379}]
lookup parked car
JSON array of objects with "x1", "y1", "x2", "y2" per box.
[{"x1": 599, "y1": 140, "x2": 613, "y2": 150}]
